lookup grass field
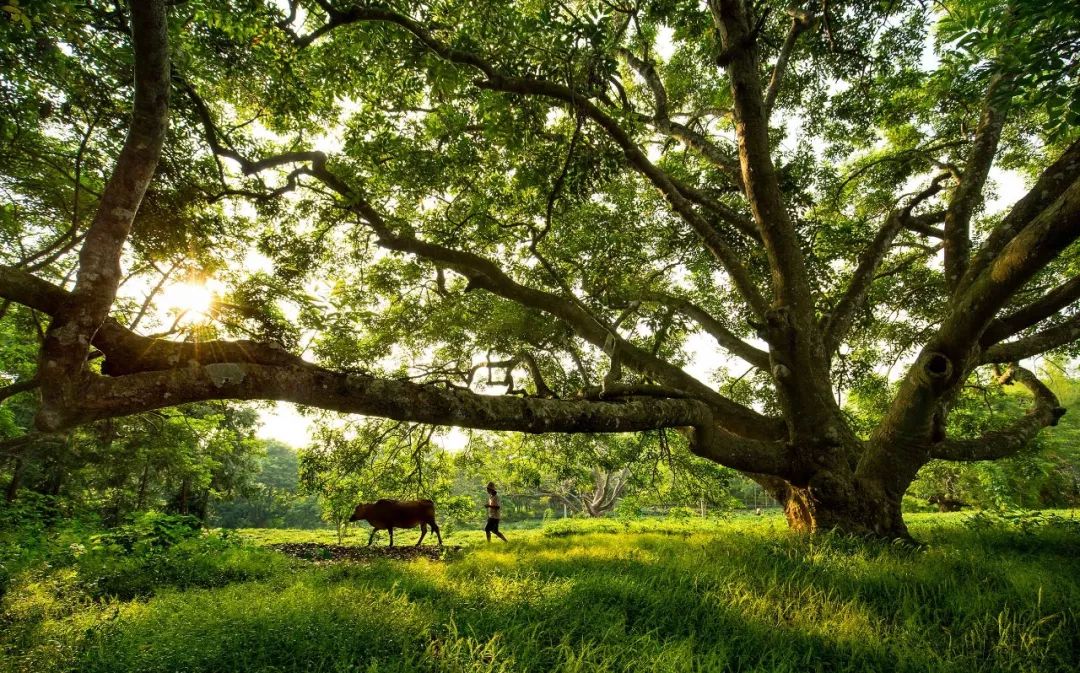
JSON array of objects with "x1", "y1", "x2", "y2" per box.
[{"x1": 2, "y1": 511, "x2": 1078, "y2": 672}]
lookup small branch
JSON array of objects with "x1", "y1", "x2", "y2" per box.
[
  {"x1": 0, "y1": 378, "x2": 39, "y2": 404},
  {"x1": 632, "y1": 292, "x2": 770, "y2": 369},
  {"x1": 824, "y1": 175, "x2": 947, "y2": 356}
]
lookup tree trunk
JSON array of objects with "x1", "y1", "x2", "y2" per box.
[
  {"x1": 5, "y1": 459, "x2": 23, "y2": 503},
  {"x1": 762, "y1": 475, "x2": 911, "y2": 540},
  {"x1": 136, "y1": 463, "x2": 149, "y2": 509}
]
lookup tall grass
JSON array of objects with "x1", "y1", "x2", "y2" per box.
[{"x1": 2, "y1": 513, "x2": 1077, "y2": 672}]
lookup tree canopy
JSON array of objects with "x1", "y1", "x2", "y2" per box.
[{"x1": 1, "y1": 0, "x2": 1078, "y2": 537}]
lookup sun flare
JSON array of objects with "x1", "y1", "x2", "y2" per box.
[{"x1": 159, "y1": 281, "x2": 215, "y2": 319}]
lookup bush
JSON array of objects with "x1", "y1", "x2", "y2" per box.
[
  {"x1": 87, "y1": 511, "x2": 203, "y2": 554},
  {"x1": 902, "y1": 495, "x2": 937, "y2": 513},
  {"x1": 963, "y1": 509, "x2": 1080, "y2": 535},
  {"x1": 613, "y1": 495, "x2": 642, "y2": 520},
  {"x1": 665, "y1": 506, "x2": 699, "y2": 520},
  {"x1": 77, "y1": 527, "x2": 288, "y2": 599}
]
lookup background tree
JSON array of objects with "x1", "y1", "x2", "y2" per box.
[
  {"x1": 211, "y1": 439, "x2": 323, "y2": 528},
  {"x1": 459, "y1": 430, "x2": 737, "y2": 517},
  {"x1": 1, "y1": 0, "x2": 1078, "y2": 538}
]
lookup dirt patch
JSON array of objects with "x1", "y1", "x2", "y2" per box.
[{"x1": 268, "y1": 542, "x2": 461, "y2": 563}]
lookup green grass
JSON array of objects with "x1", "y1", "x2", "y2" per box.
[{"x1": 2, "y1": 512, "x2": 1078, "y2": 673}]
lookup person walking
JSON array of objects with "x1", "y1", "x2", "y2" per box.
[{"x1": 484, "y1": 482, "x2": 508, "y2": 542}]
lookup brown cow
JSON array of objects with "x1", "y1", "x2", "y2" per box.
[{"x1": 348, "y1": 499, "x2": 443, "y2": 547}]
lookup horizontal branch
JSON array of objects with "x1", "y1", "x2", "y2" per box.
[
  {"x1": 929, "y1": 365, "x2": 1065, "y2": 461},
  {"x1": 0, "y1": 378, "x2": 39, "y2": 404},
  {"x1": 980, "y1": 313, "x2": 1080, "y2": 364},
  {"x1": 179, "y1": 79, "x2": 782, "y2": 439},
  {"x1": 0, "y1": 273, "x2": 795, "y2": 473},
  {"x1": 981, "y1": 275, "x2": 1080, "y2": 348}
]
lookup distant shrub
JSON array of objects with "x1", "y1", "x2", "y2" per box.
[
  {"x1": 902, "y1": 495, "x2": 937, "y2": 513},
  {"x1": 76, "y1": 531, "x2": 289, "y2": 600},
  {"x1": 614, "y1": 495, "x2": 642, "y2": 520},
  {"x1": 963, "y1": 509, "x2": 1080, "y2": 535},
  {"x1": 0, "y1": 494, "x2": 98, "y2": 599},
  {"x1": 87, "y1": 511, "x2": 202, "y2": 555},
  {"x1": 666, "y1": 506, "x2": 698, "y2": 520},
  {"x1": 437, "y1": 495, "x2": 480, "y2": 535}
]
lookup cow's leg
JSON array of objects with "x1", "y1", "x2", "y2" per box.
[
  {"x1": 368, "y1": 528, "x2": 377, "y2": 546},
  {"x1": 417, "y1": 523, "x2": 427, "y2": 546},
  {"x1": 388, "y1": 528, "x2": 394, "y2": 547},
  {"x1": 432, "y1": 522, "x2": 442, "y2": 546}
]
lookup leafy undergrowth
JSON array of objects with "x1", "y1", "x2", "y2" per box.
[{"x1": 1, "y1": 512, "x2": 1078, "y2": 673}]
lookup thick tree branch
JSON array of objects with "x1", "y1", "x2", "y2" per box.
[
  {"x1": 943, "y1": 74, "x2": 1009, "y2": 291},
  {"x1": 948, "y1": 176, "x2": 1080, "y2": 347},
  {"x1": 980, "y1": 313, "x2": 1080, "y2": 364},
  {"x1": 904, "y1": 210, "x2": 946, "y2": 239},
  {"x1": 929, "y1": 365, "x2": 1065, "y2": 461},
  {"x1": 616, "y1": 47, "x2": 668, "y2": 119},
  {"x1": 981, "y1": 275, "x2": 1080, "y2": 348},
  {"x1": 868, "y1": 175, "x2": 1080, "y2": 458},
  {"x1": 763, "y1": 6, "x2": 814, "y2": 116},
  {"x1": 37, "y1": 0, "x2": 170, "y2": 431},
  {"x1": 708, "y1": 0, "x2": 813, "y2": 318},
  {"x1": 178, "y1": 72, "x2": 784, "y2": 439},
  {"x1": 0, "y1": 271, "x2": 794, "y2": 473},
  {"x1": 959, "y1": 138, "x2": 1080, "y2": 292},
  {"x1": 3, "y1": 239, "x2": 782, "y2": 443}
]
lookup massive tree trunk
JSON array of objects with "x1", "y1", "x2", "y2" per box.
[{"x1": 763, "y1": 475, "x2": 909, "y2": 539}]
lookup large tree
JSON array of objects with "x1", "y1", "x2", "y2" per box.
[{"x1": 1, "y1": 0, "x2": 1078, "y2": 538}]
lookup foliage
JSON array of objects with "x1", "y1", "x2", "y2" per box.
[
  {"x1": 457, "y1": 428, "x2": 739, "y2": 517},
  {"x1": 85, "y1": 511, "x2": 202, "y2": 554},
  {"x1": 75, "y1": 531, "x2": 286, "y2": 600},
  {"x1": 936, "y1": 0, "x2": 1080, "y2": 141},
  {"x1": 298, "y1": 418, "x2": 464, "y2": 540}
]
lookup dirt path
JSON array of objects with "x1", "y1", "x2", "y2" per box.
[{"x1": 268, "y1": 542, "x2": 462, "y2": 563}]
